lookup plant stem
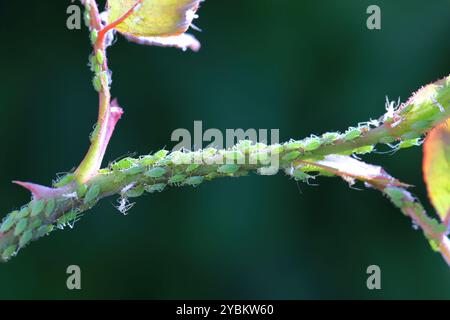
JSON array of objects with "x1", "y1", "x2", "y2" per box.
[{"x1": 0, "y1": 74, "x2": 449, "y2": 262}]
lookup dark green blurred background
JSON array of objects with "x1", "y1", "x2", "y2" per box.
[{"x1": 0, "y1": 0, "x2": 449, "y2": 299}]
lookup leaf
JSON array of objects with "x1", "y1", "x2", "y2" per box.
[
  {"x1": 423, "y1": 117, "x2": 450, "y2": 223},
  {"x1": 107, "y1": 0, "x2": 201, "y2": 37}
]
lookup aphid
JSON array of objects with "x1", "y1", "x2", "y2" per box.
[
  {"x1": 398, "y1": 138, "x2": 422, "y2": 149},
  {"x1": 93, "y1": 74, "x2": 102, "y2": 92},
  {"x1": 186, "y1": 163, "x2": 200, "y2": 173},
  {"x1": 353, "y1": 145, "x2": 375, "y2": 154},
  {"x1": 19, "y1": 230, "x2": 33, "y2": 248},
  {"x1": 17, "y1": 206, "x2": 30, "y2": 219},
  {"x1": 96, "y1": 49, "x2": 105, "y2": 65},
  {"x1": 14, "y1": 218, "x2": 28, "y2": 236},
  {"x1": 57, "y1": 210, "x2": 78, "y2": 229},
  {"x1": 29, "y1": 218, "x2": 42, "y2": 230},
  {"x1": 54, "y1": 174, "x2": 75, "y2": 188},
  {"x1": 124, "y1": 186, "x2": 145, "y2": 198},
  {"x1": 0, "y1": 215, "x2": 16, "y2": 233},
  {"x1": 302, "y1": 138, "x2": 322, "y2": 152},
  {"x1": 145, "y1": 167, "x2": 167, "y2": 178},
  {"x1": 140, "y1": 155, "x2": 157, "y2": 167},
  {"x1": 112, "y1": 157, "x2": 136, "y2": 170},
  {"x1": 153, "y1": 150, "x2": 169, "y2": 161},
  {"x1": 321, "y1": 132, "x2": 341, "y2": 144},
  {"x1": 145, "y1": 183, "x2": 166, "y2": 193},
  {"x1": 90, "y1": 29, "x2": 98, "y2": 45},
  {"x1": 2, "y1": 245, "x2": 17, "y2": 261},
  {"x1": 285, "y1": 140, "x2": 303, "y2": 151},
  {"x1": 217, "y1": 164, "x2": 240, "y2": 174},
  {"x1": 44, "y1": 199, "x2": 56, "y2": 218},
  {"x1": 124, "y1": 166, "x2": 144, "y2": 176},
  {"x1": 282, "y1": 151, "x2": 301, "y2": 162},
  {"x1": 184, "y1": 176, "x2": 204, "y2": 187},
  {"x1": 84, "y1": 184, "x2": 101, "y2": 204},
  {"x1": 77, "y1": 185, "x2": 88, "y2": 198},
  {"x1": 344, "y1": 128, "x2": 362, "y2": 141},
  {"x1": 169, "y1": 174, "x2": 187, "y2": 184},
  {"x1": 36, "y1": 225, "x2": 54, "y2": 238}
]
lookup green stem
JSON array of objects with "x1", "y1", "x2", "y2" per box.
[{"x1": 0, "y1": 74, "x2": 449, "y2": 262}]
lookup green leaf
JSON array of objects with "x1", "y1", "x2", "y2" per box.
[
  {"x1": 423, "y1": 118, "x2": 450, "y2": 222},
  {"x1": 108, "y1": 0, "x2": 201, "y2": 37}
]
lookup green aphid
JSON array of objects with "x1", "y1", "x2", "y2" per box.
[
  {"x1": 293, "y1": 170, "x2": 311, "y2": 182},
  {"x1": 57, "y1": 210, "x2": 78, "y2": 227},
  {"x1": 96, "y1": 49, "x2": 104, "y2": 65},
  {"x1": 84, "y1": 185, "x2": 101, "y2": 204},
  {"x1": 282, "y1": 151, "x2": 301, "y2": 162},
  {"x1": 354, "y1": 145, "x2": 375, "y2": 154},
  {"x1": 321, "y1": 132, "x2": 341, "y2": 144},
  {"x1": 153, "y1": 150, "x2": 169, "y2": 160},
  {"x1": 0, "y1": 214, "x2": 17, "y2": 233},
  {"x1": 77, "y1": 185, "x2": 88, "y2": 198},
  {"x1": 112, "y1": 157, "x2": 136, "y2": 170},
  {"x1": 125, "y1": 186, "x2": 145, "y2": 198},
  {"x1": 344, "y1": 128, "x2": 362, "y2": 141},
  {"x1": 14, "y1": 218, "x2": 28, "y2": 236},
  {"x1": 90, "y1": 29, "x2": 98, "y2": 44},
  {"x1": 384, "y1": 187, "x2": 404, "y2": 208},
  {"x1": 124, "y1": 166, "x2": 144, "y2": 176},
  {"x1": 429, "y1": 239, "x2": 440, "y2": 252},
  {"x1": 399, "y1": 138, "x2": 421, "y2": 149},
  {"x1": 54, "y1": 174, "x2": 75, "y2": 188},
  {"x1": 285, "y1": 141, "x2": 303, "y2": 151},
  {"x1": 140, "y1": 155, "x2": 157, "y2": 167},
  {"x1": 145, "y1": 183, "x2": 166, "y2": 193},
  {"x1": 84, "y1": 9, "x2": 91, "y2": 27},
  {"x1": 36, "y1": 225, "x2": 54, "y2": 238},
  {"x1": 169, "y1": 174, "x2": 187, "y2": 184},
  {"x1": 30, "y1": 200, "x2": 46, "y2": 217},
  {"x1": 217, "y1": 164, "x2": 240, "y2": 174},
  {"x1": 29, "y1": 218, "x2": 43, "y2": 230},
  {"x1": 186, "y1": 163, "x2": 200, "y2": 173},
  {"x1": 93, "y1": 74, "x2": 102, "y2": 92},
  {"x1": 184, "y1": 176, "x2": 204, "y2": 187},
  {"x1": 19, "y1": 230, "x2": 33, "y2": 248},
  {"x1": 17, "y1": 206, "x2": 30, "y2": 219},
  {"x1": 205, "y1": 172, "x2": 218, "y2": 180},
  {"x1": 2, "y1": 245, "x2": 17, "y2": 261},
  {"x1": 145, "y1": 167, "x2": 167, "y2": 178},
  {"x1": 44, "y1": 199, "x2": 56, "y2": 218},
  {"x1": 302, "y1": 138, "x2": 322, "y2": 152}
]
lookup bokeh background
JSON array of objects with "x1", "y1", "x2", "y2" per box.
[{"x1": 0, "y1": 0, "x2": 449, "y2": 299}]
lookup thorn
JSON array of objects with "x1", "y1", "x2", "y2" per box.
[{"x1": 12, "y1": 181, "x2": 66, "y2": 200}]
